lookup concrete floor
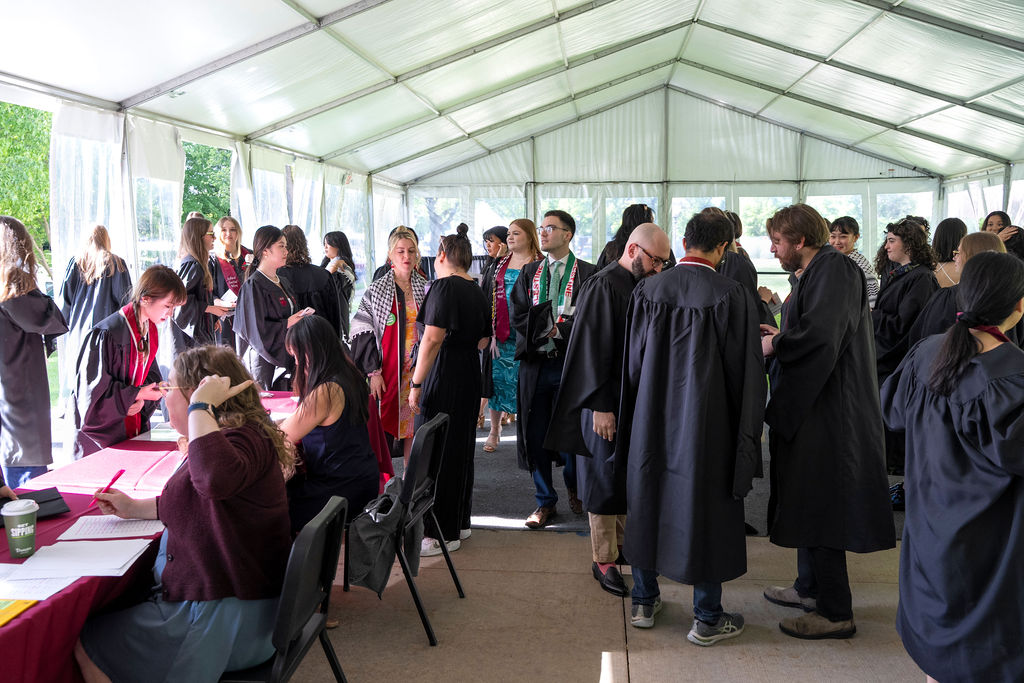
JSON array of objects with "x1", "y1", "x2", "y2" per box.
[{"x1": 293, "y1": 530, "x2": 922, "y2": 683}]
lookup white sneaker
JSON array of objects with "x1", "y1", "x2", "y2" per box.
[
  {"x1": 421, "y1": 537, "x2": 461, "y2": 557},
  {"x1": 459, "y1": 528, "x2": 472, "y2": 540}
]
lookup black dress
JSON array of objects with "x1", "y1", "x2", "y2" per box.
[
  {"x1": 234, "y1": 272, "x2": 297, "y2": 390},
  {"x1": 881, "y1": 337, "x2": 1024, "y2": 682},
  {"x1": 277, "y1": 263, "x2": 343, "y2": 338},
  {"x1": 59, "y1": 257, "x2": 132, "y2": 399},
  {"x1": 416, "y1": 276, "x2": 490, "y2": 542},
  {"x1": 0, "y1": 291, "x2": 68, "y2": 470},
  {"x1": 287, "y1": 385, "x2": 379, "y2": 534},
  {"x1": 170, "y1": 256, "x2": 215, "y2": 355}
]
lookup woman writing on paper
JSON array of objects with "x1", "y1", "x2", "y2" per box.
[
  {"x1": 75, "y1": 345, "x2": 293, "y2": 683},
  {"x1": 70, "y1": 266, "x2": 186, "y2": 457}
]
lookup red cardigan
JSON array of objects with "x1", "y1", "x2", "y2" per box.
[{"x1": 157, "y1": 422, "x2": 291, "y2": 602}]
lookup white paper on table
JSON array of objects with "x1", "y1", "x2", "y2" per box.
[
  {"x1": 6, "y1": 539, "x2": 152, "y2": 580},
  {"x1": 58, "y1": 515, "x2": 165, "y2": 541},
  {"x1": 132, "y1": 426, "x2": 181, "y2": 442},
  {"x1": 0, "y1": 575, "x2": 77, "y2": 600}
]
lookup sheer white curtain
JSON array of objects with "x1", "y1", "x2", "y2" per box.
[
  {"x1": 250, "y1": 146, "x2": 292, "y2": 228},
  {"x1": 292, "y1": 159, "x2": 324, "y2": 247},
  {"x1": 127, "y1": 115, "x2": 184, "y2": 272},
  {"x1": 230, "y1": 141, "x2": 259, "y2": 235},
  {"x1": 372, "y1": 179, "x2": 406, "y2": 266}
]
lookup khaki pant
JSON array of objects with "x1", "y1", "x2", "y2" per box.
[{"x1": 589, "y1": 513, "x2": 625, "y2": 563}]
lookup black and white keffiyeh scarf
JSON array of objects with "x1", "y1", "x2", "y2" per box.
[{"x1": 350, "y1": 269, "x2": 427, "y2": 350}]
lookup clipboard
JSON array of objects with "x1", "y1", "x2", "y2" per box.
[{"x1": 0, "y1": 488, "x2": 70, "y2": 527}]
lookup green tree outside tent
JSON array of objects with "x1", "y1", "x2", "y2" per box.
[{"x1": 0, "y1": 102, "x2": 52, "y2": 262}]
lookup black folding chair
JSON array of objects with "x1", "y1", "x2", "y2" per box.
[
  {"x1": 397, "y1": 412, "x2": 465, "y2": 646},
  {"x1": 220, "y1": 496, "x2": 349, "y2": 683}
]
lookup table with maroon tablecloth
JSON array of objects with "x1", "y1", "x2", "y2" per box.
[{"x1": 0, "y1": 492, "x2": 161, "y2": 683}]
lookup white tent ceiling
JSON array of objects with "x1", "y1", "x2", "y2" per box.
[{"x1": 2, "y1": 0, "x2": 1024, "y2": 183}]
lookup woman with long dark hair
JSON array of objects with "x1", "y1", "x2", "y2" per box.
[
  {"x1": 234, "y1": 225, "x2": 310, "y2": 390},
  {"x1": 595, "y1": 203, "x2": 656, "y2": 269},
  {"x1": 931, "y1": 217, "x2": 967, "y2": 287},
  {"x1": 409, "y1": 224, "x2": 491, "y2": 556},
  {"x1": 70, "y1": 265, "x2": 186, "y2": 458},
  {"x1": 279, "y1": 225, "x2": 343, "y2": 337},
  {"x1": 59, "y1": 224, "x2": 132, "y2": 400},
  {"x1": 873, "y1": 216, "x2": 938, "y2": 476},
  {"x1": 170, "y1": 217, "x2": 231, "y2": 355},
  {"x1": 983, "y1": 210, "x2": 1024, "y2": 260},
  {"x1": 278, "y1": 315, "x2": 379, "y2": 533},
  {"x1": 880, "y1": 252, "x2": 1024, "y2": 683},
  {"x1": 0, "y1": 216, "x2": 68, "y2": 487},
  {"x1": 209, "y1": 216, "x2": 251, "y2": 349},
  {"x1": 321, "y1": 231, "x2": 356, "y2": 339}
]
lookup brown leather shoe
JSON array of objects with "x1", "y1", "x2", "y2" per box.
[
  {"x1": 525, "y1": 506, "x2": 555, "y2": 529},
  {"x1": 779, "y1": 612, "x2": 856, "y2": 640},
  {"x1": 567, "y1": 488, "x2": 583, "y2": 515}
]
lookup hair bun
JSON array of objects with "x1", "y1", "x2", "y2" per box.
[{"x1": 456, "y1": 222, "x2": 469, "y2": 237}]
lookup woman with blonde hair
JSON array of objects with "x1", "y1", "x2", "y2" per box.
[
  {"x1": 170, "y1": 216, "x2": 231, "y2": 356},
  {"x1": 0, "y1": 216, "x2": 68, "y2": 488},
  {"x1": 479, "y1": 218, "x2": 541, "y2": 451},
  {"x1": 59, "y1": 225, "x2": 132, "y2": 399},
  {"x1": 351, "y1": 226, "x2": 426, "y2": 462},
  {"x1": 75, "y1": 345, "x2": 293, "y2": 682},
  {"x1": 209, "y1": 216, "x2": 251, "y2": 349}
]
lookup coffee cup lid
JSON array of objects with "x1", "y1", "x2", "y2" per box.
[{"x1": 2, "y1": 499, "x2": 39, "y2": 515}]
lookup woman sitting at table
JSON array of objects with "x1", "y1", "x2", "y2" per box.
[
  {"x1": 279, "y1": 315, "x2": 379, "y2": 534},
  {"x1": 74, "y1": 345, "x2": 293, "y2": 683},
  {"x1": 69, "y1": 265, "x2": 186, "y2": 458}
]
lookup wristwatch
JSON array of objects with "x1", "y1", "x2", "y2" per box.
[
  {"x1": 188, "y1": 402, "x2": 216, "y2": 418},
  {"x1": 410, "y1": 381, "x2": 422, "y2": 389}
]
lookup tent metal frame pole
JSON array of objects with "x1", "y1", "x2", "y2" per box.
[
  {"x1": 662, "y1": 87, "x2": 670, "y2": 233},
  {"x1": 845, "y1": 0, "x2": 1024, "y2": 53},
  {"x1": 1004, "y1": 164, "x2": 1014, "y2": 212},
  {"x1": 365, "y1": 173, "x2": 376, "y2": 268},
  {"x1": 697, "y1": 20, "x2": 1024, "y2": 129}
]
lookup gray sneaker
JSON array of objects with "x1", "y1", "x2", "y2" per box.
[
  {"x1": 687, "y1": 612, "x2": 745, "y2": 646},
  {"x1": 630, "y1": 597, "x2": 663, "y2": 628}
]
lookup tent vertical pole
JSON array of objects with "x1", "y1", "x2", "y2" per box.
[
  {"x1": 662, "y1": 87, "x2": 670, "y2": 237},
  {"x1": 121, "y1": 114, "x2": 140, "y2": 281},
  {"x1": 366, "y1": 173, "x2": 376, "y2": 270},
  {"x1": 797, "y1": 133, "x2": 806, "y2": 204},
  {"x1": 1004, "y1": 163, "x2": 1013, "y2": 213},
  {"x1": 530, "y1": 136, "x2": 538, "y2": 221}
]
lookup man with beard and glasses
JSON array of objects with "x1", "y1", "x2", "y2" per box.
[
  {"x1": 616, "y1": 209, "x2": 766, "y2": 646},
  {"x1": 759, "y1": 204, "x2": 894, "y2": 640},
  {"x1": 547, "y1": 223, "x2": 671, "y2": 597}
]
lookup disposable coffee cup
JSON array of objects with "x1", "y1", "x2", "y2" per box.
[{"x1": 2, "y1": 499, "x2": 40, "y2": 559}]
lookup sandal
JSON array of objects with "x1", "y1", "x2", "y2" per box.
[{"x1": 483, "y1": 433, "x2": 499, "y2": 452}]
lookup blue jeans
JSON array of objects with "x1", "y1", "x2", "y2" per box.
[
  {"x1": 631, "y1": 567, "x2": 723, "y2": 624},
  {"x1": 526, "y1": 358, "x2": 577, "y2": 508},
  {"x1": 1, "y1": 465, "x2": 48, "y2": 489}
]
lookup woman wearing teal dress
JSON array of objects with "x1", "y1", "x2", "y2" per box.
[{"x1": 480, "y1": 219, "x2": 542, "y2": 452}]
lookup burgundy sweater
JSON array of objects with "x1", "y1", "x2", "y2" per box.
[{"x1": 157, "y1": 422, "x2": 291, "y2": 602}]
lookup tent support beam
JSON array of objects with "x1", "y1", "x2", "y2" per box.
[
  {"x1": 675, "y1": 58, "x2": 1010, "y2": 165},
  {"x1": 371, "y1": 65, "x2": 673, "y2": 175},
  {"x1": 118, "y1": 0, "x2": 397, "y2": 110},
  {"x1": 846, "y1": 0, "x2": 1024, "y2": 53},
  {"x1": 273, "y1": 19, "x2": 693, "y2": 152},
  {"x1": 0, "y1": 71, "x2": 118, "y2": 111},
  {"x1": 1004, "y1": 164, "x2": 1014, "y2": 212},
  {"x1": 697, "y1": 20, "x2": 1024, "y2": 129}
]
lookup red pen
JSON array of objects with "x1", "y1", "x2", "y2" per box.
[{"x1": 87, "y1": 469, "x2": 126, "y2": 508}]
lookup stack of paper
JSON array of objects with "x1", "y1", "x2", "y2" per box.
[
  {"x1": 6, "y1": 539, "x2": 151, "y2": 580},
  {"x1": 0, "y1": 564, "x2": 76, "y2": 601},
  {"x1": 58, "y1": 515, "x2": 165, "y2": 541}
]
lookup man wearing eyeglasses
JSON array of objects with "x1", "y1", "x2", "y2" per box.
[
  {"x1": 617, "y1": 208, "x2": 766, "y2": 645},
  {"x1": 546, "y1": 223, "x2": 670, "y2": 598},
  {"x1": 510, "y1": 210, "x2": 598, "y2": 530}
]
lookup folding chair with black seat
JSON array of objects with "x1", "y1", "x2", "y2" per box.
[
  {"x1": 220, "y1": 496, "x2": 349, "y2": 683},
  {"x1": 396, "y1": 412, "x2": 466, "y2": 646}
]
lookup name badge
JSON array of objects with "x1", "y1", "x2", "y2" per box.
[
  {"x1": 279, "y1": 298, "x2": 287, "y2": 307},
  {"x1": 386, "y1": 313, "x2": 396, "y2": 326}
]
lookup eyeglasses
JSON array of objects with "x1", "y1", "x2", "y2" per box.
[
  {"x1": 952, "y1": 249, "x2": 960, "y2": 258},
  {"x1": 538, "y1": 225, "x2": 570, "y2": 234},
  {"x1": 637, "y1": 245, "x2": 672, "y2": 270},
  {"x1": 205, "y1": 232, "x2": 215, "y2": 237}
]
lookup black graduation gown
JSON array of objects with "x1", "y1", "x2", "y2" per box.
[
  {"x1": 71, "y1": 311, "x2": 161, "y2": 458},
  {"x1": 208, "y1": 249, "x2": 249, "y2": 350},
  {"x1": 0, "y1": 291, "x2": 68, "y2": 468},
  {"x1": 616, "y1": 263, "x2": 766, "y2": 584},
  {"x1": 416, "y1": 277, "x2": 490, "y2": 541},
  {"x1": 545, "y1": 263, "x2": 636, "y2": 514},
  {"x1": 880, "y1": 337, "x2": 1024, "y2": 682},
  {"x1": 718, "y1": 249, "x2": 776, "y2": 327},
  {"x1": 277, "y1": 263, "x2": 343, "y2": 338},
  {"x1": 59, "y1": 257, "x2": 132, "y2": 399},
  {"x1": 766, "y1": 245, "x2": 895, "y2": 552},
  {"x1": 510, "y1": 256, "x2": 598, "y2": 471},
  {"x1": 909, "y1": 284, "x2": 1024, "y2": 348},
  {"x1": 170, "y1": 255, "x2": 215, "y2": 355},
  {"x1": 873, "y1": 265, "x2": 938, "y2": 382},
  {"x1": 234, "y1": 272, "x2": 297, "y2": 390},
  {"x1": 325, "y1": 267, "x2": 354, "y2": 342}
]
